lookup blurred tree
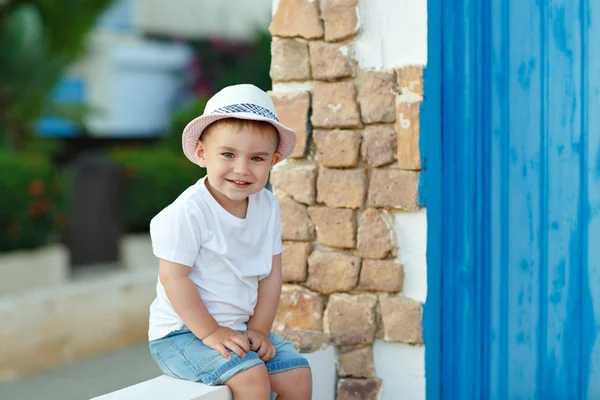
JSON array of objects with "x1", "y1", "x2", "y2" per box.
[
  {"x1": 0, "y1": 0, "x2": 113, "y2": 152},
  {"x1": 188, "y1": 30, "x2": 272, "y2": 97}
]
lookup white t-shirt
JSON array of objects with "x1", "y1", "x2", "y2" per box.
[{"x1": 147, "y1": 177, "x2": 282, "y2": 341}]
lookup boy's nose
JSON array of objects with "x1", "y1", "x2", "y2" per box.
[{"x1": 233, "y1": 159, "x2": 250, "y2": 174}]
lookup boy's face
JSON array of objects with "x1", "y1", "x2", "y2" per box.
[{"x1": 194, "y1": 122, "x2": 281, "y2": 204}]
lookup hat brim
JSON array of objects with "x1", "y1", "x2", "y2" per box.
[{"x1": 182, "y1": 112, "x2": 298, "y2": 164}]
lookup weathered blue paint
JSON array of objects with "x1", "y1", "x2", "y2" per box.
[
  {"x1": 421, "y1": 0, "x2": 443, "y2": 397},
  {"x1": 425, "y1": 0, "x2": 600, "y2": 398}
]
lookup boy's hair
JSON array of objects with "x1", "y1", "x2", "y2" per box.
[{"x1": 200, "y1": 118, "x2": 280, "y2": 149}]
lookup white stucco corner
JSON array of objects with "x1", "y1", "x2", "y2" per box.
[
  {"x1": 354, "y1": 0, "x2": 427, "y2": 69},
  {"x1": 271, "y1": 81, "x2": 314, "y2": 93},
  {"x1": 374, "y1": 341, "x2": 425, "y2": 400},
  {"x1": 393, "y1": 209, "x2": 427, "y2": 303}
]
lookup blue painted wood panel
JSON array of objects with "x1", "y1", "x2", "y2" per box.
[{"x1": 425, "y1": 0, "x2": 600, "y2": 398}]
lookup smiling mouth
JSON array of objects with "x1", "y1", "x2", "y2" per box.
[{"x1": 227, "y1": 179, "x2": 252, "y2": 186}]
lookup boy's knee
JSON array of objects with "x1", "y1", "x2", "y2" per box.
[
  {"x1": 293, "y1": 367, "x2": 312, "y2": 392},
  {"x1": 226, "y1": 363, "x2": 270, "y2": 397}
]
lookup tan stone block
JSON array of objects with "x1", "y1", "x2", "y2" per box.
[
  {"x1": 320, "y1": 0, "x2": 360, "y2": 42},
  {"x1": 361, "y1": 125, "x2": 397, "y2": 167},
  {"x1": 282, "y1": 242, "x2": 312, "y2": 282},
  {"x1": 338, "y1": 347, "x2": 374, "y2": 378},
  {"x1": 368, "y1": 169, "x2": 419, "y2": 210},
  {"x1": 270, "y1": 162, "x2": 317, "y2": 205},
  {"x1": 317, "y1": 167, "x2": 366, "y2": 209},
  {"x1": 324, "y1": 293, "x2": 377, "y2": 346},
  {"x1": 358, "y1": 70, "x2": 397, "y2": 123},
  {"x1": 309, "y1": 41, "x2": 354, "y2": 80},
  {"x1": 273, "y1": 285, "x2": 325, "y2": 332},
  {"x1": 358, "y1": 260, "x2": 404, "y2": 293},
  {"x1": 281, "y1": 330, "x2": 330, "y2": 353},
  {"x1": 338, "y1": 378, "x2": 382, "y2": 400},
  {"x1": 269, "y1": 91, "x2": 310, "y2": 158},
  {"x1": 396, "y1": 99, "x2": 422, "y2": 170},
  {"x1": 270, "y1": 38, "x2": 311, "y2": 82},
  {"x1": 395, "y1": 65, "x2": 424, "y2": 96},
  {"x1": 379, "y1": 294, "x2": 423, "y2": 344},
  {"x1": 311, "y1": 81, "x2": 362, "y2": 129},
  {"x1": 279, "y1": 196, "x2": 316, "y2": 241},
  {"x1": 305, "y1": 251, "x2": 360, "y2": 294},
  {"x1": 356, "y1": 208, "x2": 394, "y2": 259},
  {"x1": 308, "y1": 206, "x2": 356, "y2": 248},
  {"x1": 270, "y1": 0, "x2": 324, "y2": 39},
  {"x1": 313, "y1": 130, "x2": 361, "y2": 168}
]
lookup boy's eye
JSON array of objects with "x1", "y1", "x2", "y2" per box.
[
  {"x1": 251, "y1": 156, "x2": 264, "y2": 162},
  {"x1": 222, "y1": 153, "x2": 234, "y2": 158}
]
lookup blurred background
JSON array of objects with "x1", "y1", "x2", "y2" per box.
[{"x1": 0, "y1": 0, "x2": 272, "y2": 398}]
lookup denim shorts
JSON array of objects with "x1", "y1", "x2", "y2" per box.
[{"x1": 149, "y1": 329, "x2": 310, "y2": 385}]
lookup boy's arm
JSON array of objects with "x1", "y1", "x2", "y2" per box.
[
  {"x1": 159, "y1": 258, "x2": 251, "y2": 358},
  {"x1": 159, "y1": 258, "x2": 220, "y2": 339},
  {"x1": 247, "y1": 253, "x2": 283, "y2": 335}
]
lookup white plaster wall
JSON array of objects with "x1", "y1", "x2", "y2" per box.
[
  {"x1": 354, "y1": 0, "x2": 427, "y2": 69},
  {"x1": 303, "y1": 345, "x2": 337, "y2": 400},
  {"x1": 356, "y1": 0, "x2": 428, "y2": 397},
  {"x1": 373, "y1": 210, "x2": 427, "y2": 400},
  {"x1": 374, "y1": 341, "x2": 425, "y2": 400},
  {"x1": 394, "y1": 209, "x2": 427, "y2": 303}
]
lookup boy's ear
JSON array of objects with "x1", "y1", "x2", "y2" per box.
[
  {"x1": 270, "y1": 152, "x2": 282, "y2": 167},
  {"x1": 194, "y1": 141, "x2": 208, "y2": 167}
]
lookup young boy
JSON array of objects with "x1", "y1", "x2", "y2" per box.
[{"x1": 148, "y1": 84, "x2": 312, "y2": 400}]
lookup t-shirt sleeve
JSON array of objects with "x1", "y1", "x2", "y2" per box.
[
  {"x1": 149, "y1": 204, "x2": 206, "y2": 267},
  {"x1": 271, "y1": 198, "x2": 282, "y2": 256}
]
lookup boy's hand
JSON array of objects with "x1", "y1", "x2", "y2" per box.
[
  {"x1": 246, "y1": 329, "x2": 276, "y2": 361},
  {"x1": 202, "y1": 327, "x2": 251, "y2": 359}
]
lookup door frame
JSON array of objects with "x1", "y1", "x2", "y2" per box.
[{"x1": 422, "y1": 0, "x2": 489, "y2": 398}]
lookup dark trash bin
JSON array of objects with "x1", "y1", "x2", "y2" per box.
[{"x1": 63, "y1": 151, "x2": 122, "y2": 267}]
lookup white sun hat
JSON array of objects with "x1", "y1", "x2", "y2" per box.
[{"x1": 181, "y1": 84, "x2": 298, "y2": 164}]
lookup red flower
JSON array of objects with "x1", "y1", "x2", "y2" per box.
[
  {"x1": 28, "y1": 198, "x2": 52, "y2": 219},
  {"x1": 27, "y1": 180, "x2": 45, "y2": 196}
]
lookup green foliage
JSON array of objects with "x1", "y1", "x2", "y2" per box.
[
  {"x1": 0, "y1": 150, "x2": 66, "y2": 252},
  {"x1": 110, "y1": 147, "x2": 206, "y2": 233},
  {"x1": 159, "y1": 97, "x2": 208, "y2": 152},
  {"x1": 0, "y1": 0, "x2": 113, "y2": 151}
]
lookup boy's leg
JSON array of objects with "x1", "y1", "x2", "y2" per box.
[
  {"x1": 150, "y1": 329, "x2": 270, "y2": 398},
  {"x1": 269, "y1": 367, "x2": 312, "y2": 400},
  {"x1": 263, "y1": 333, "x2": 312, "y2": 400},
  {"x1": 225, "y1": 363, "x2": 271, "y2": 400}
]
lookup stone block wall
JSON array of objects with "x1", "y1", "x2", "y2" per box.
[{"x1": 269, "y1": 1, "x2": 426, "y2": 398}]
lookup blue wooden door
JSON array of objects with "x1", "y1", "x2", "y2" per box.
[{"x1": 422, "y1": 0, "x2": 600, "y2": 398}]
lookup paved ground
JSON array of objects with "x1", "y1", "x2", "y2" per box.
[{"x1": 0, "y1": 343, "x2": 162, "y2": 400}]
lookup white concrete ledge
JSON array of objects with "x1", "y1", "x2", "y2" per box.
[
  {"x1": 92, "y1": 345, "x2": 337, "y2": 400},
  {"x1": 0, "y1": 269, "x2": 157, "y2": 383},
  {"x1": 120, "y1": 233, "x2": 157, "y2": 271},
  {"x1": 0, "y1": 244, "x2": 69, "y2": 296},
  {"x1": 91, "y1": 375, "x2": 232, "y2": 400}
]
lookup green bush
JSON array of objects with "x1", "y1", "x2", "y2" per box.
[
  {"x1": 110, "y1": 147, "x2": 206, "y2": 233},
  {"x1": 0, "y1": 150, "x2": 66, "y2": 252}
]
